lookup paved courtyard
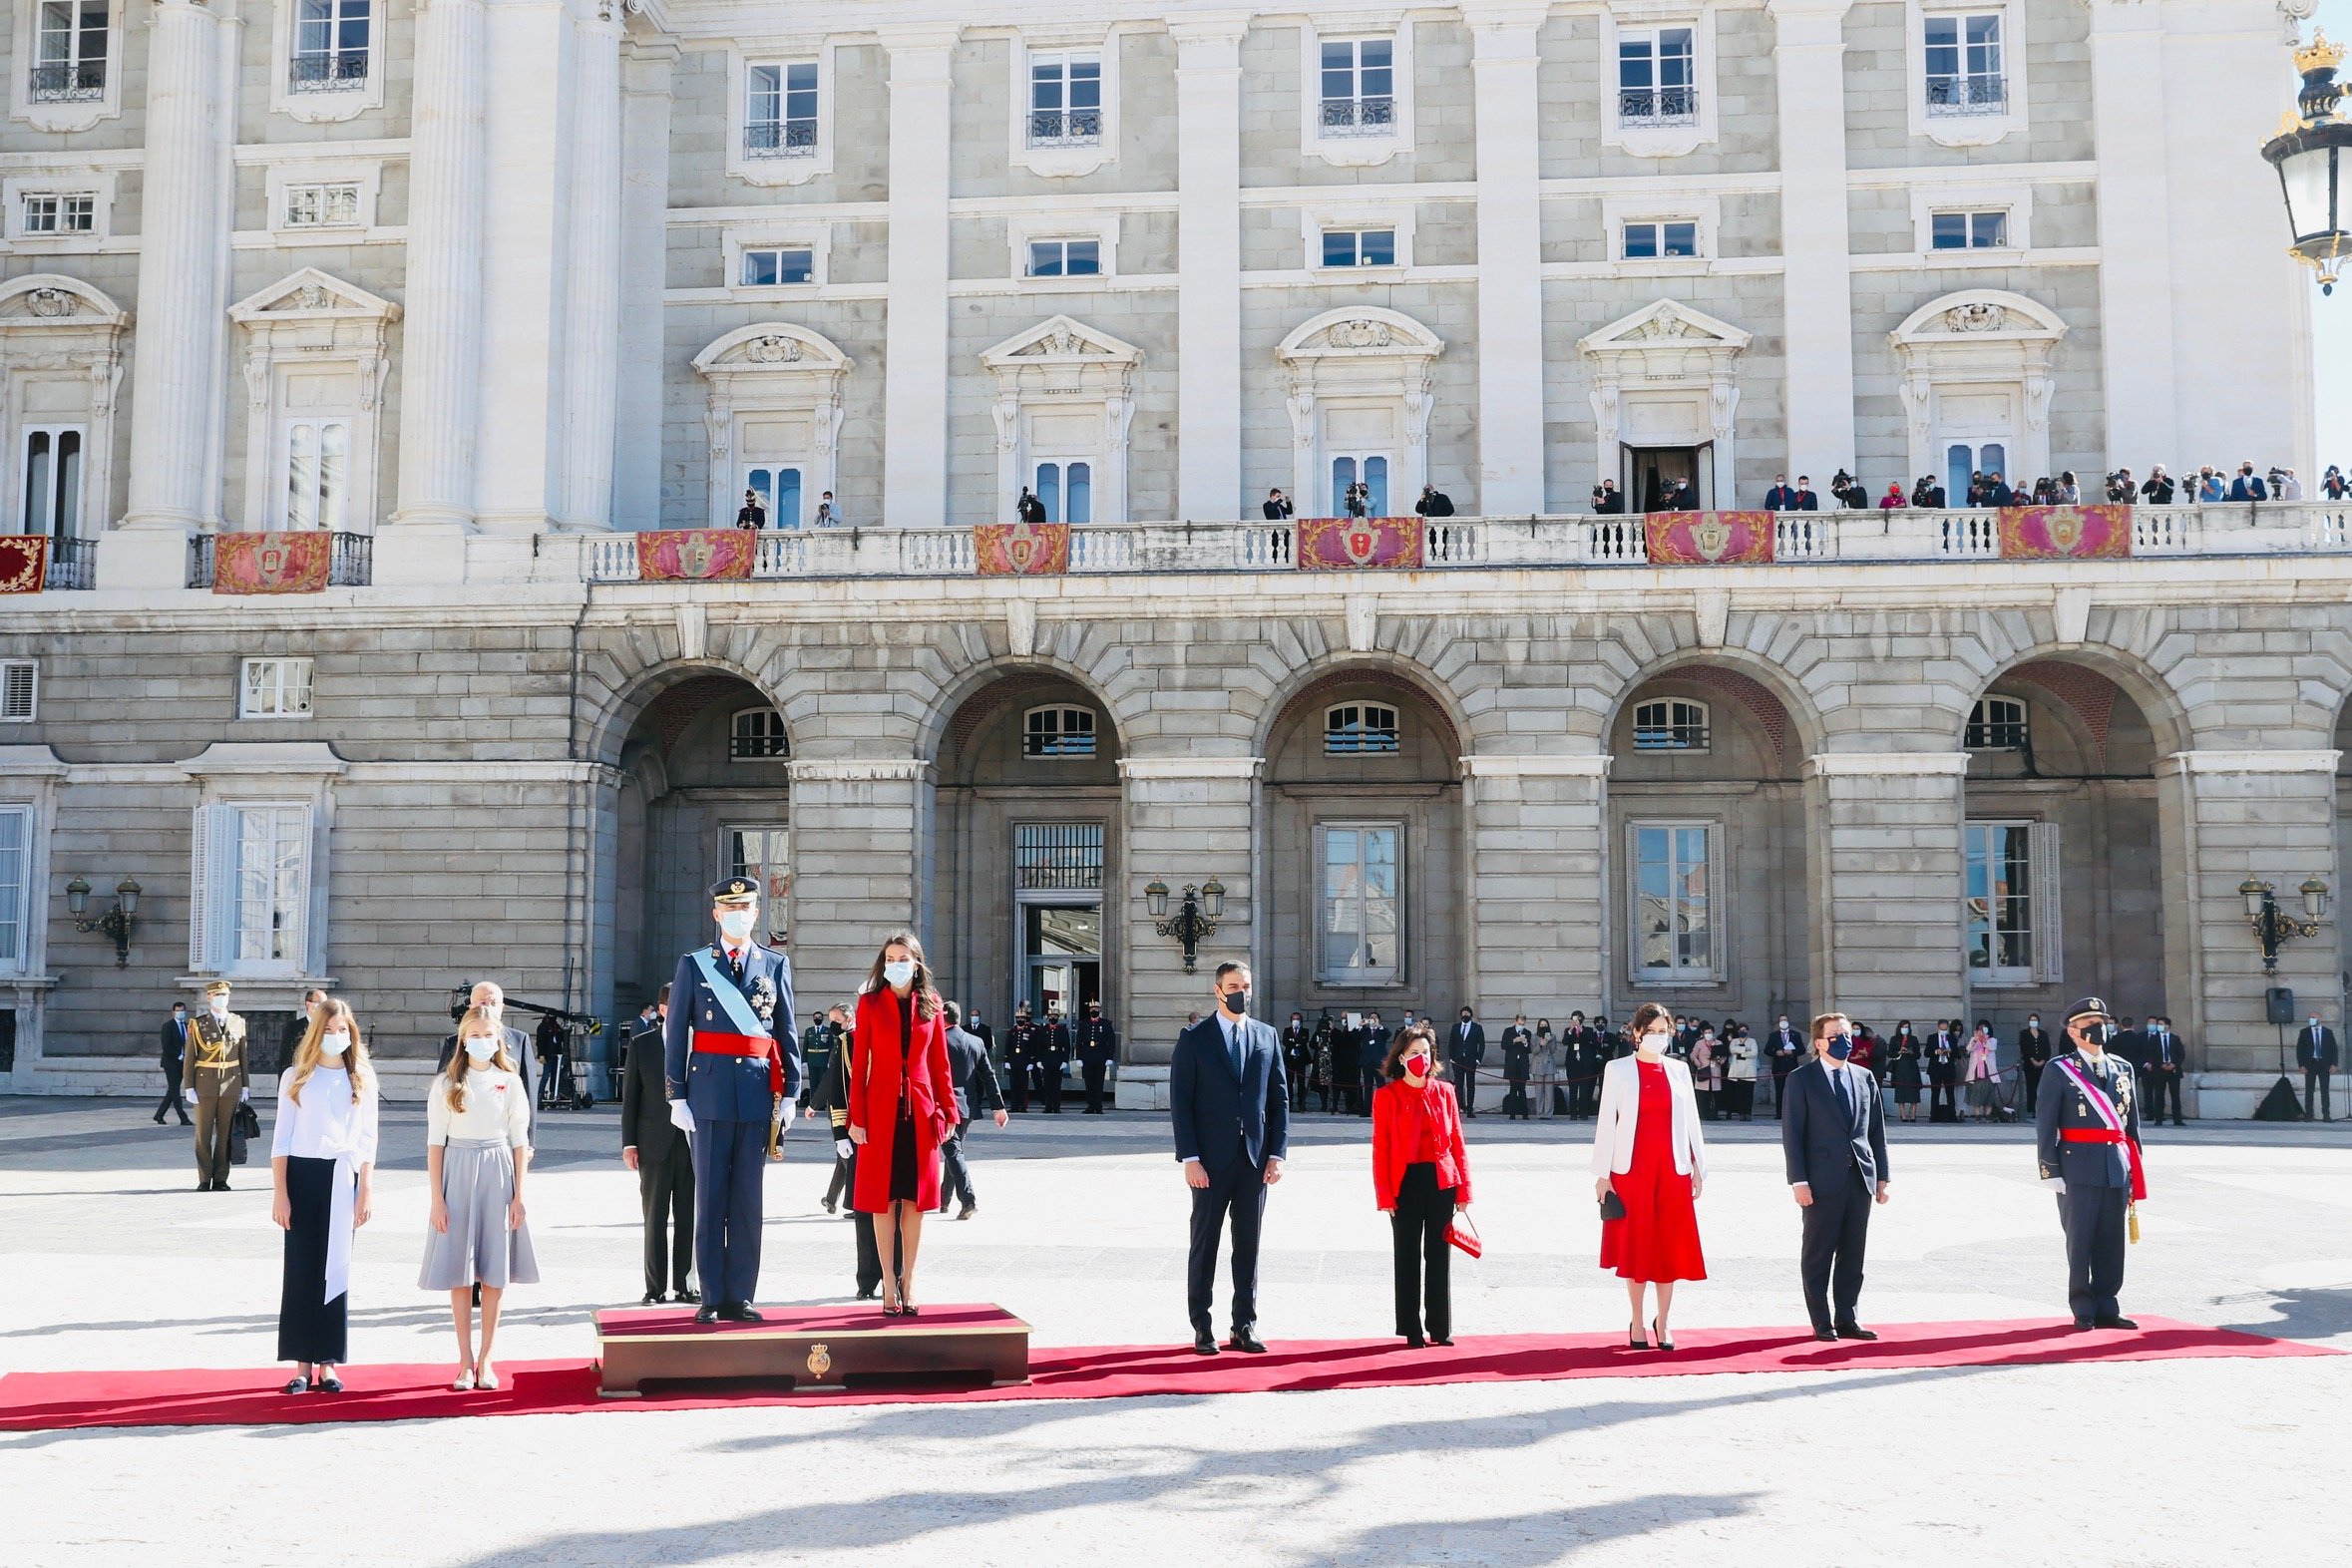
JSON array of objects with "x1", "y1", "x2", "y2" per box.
[{"x1": 3, "y1": 1093, "x2": 2346, "y2": 1567}]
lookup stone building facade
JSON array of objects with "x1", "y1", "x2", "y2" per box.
[{"x1": 0, "y1": 1, "x2": 2340, "y2": 1113}]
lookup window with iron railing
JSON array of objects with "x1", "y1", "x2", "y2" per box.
[
  {"x1": 1618, "y1": 27, "x2": 1698, "y2": 125},
  {"x1": 291, "y1": 0, "x2": 370, "y2": 93},
  {"x1": 1028, "y1": 52, "x2": 1102, "y2": 146},
  {"x1": 1023, "y1": 707, "x2": 1098, "y2": 759},
  {"x1": 1633, "y1": 698, "x2": 1710, "y2": 752},
  {"x1": 1965, "y1": 695, "x2": 2028, "y2": 751},
  {"x1": 30, "y1": 0, "x2": 109, "y2": 102},
  {"x1": 1319, "y1": 38, "x2": 1394, "y2": 138},
  {"x1": 1924, "y1": 14, "x2": 2007, "y2": 116},
  {"x1": 746, "y1": 62, "x2": 820, "y2": 158},
  {"x1": 1325, "y1": 703, "x2": 1400, "y2": 756},
  {"x1": 1014, "y1": 822, "x2": 1104, "y2": 890}
]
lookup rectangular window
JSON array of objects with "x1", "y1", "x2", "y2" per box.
[
  {"x1": 746, "y1": 62, "x2": 820, "y2": 158},
  {"x1": 283, "y1": 183, "x2": 362, "y2": 229},
  {"x1": 1025, "y1": 238, "x2": 1102, "y2": 278},
  {"x1": 1929, "y1": 209, "x2": 2009, "y2": 249},
  {"x1": 1320, "y1": 227, "x2": 1397, "y2": 268},
  {"x1": 239, "y1": 657, "x2": 314, "y2": 719},
  {"x1": 1632, "y1": 821, "x2": 1716, "y2": 980},
  {"x1": 229, "y1": 803, "x2": 308, "y2": 971},
  {"x1": 741, "y1": 466, "x2": 802, "y2": 530},
  {"x1": 19, "y1": 425, "x2": 84, "y2": 541},
  {"x1": 282, "y1": 419, "x2": 349, "y2": 532},
  {"x1": 1618, "y1": 26, "x2": 1698, "y2": 124},
  {"x1": 739, "y1": 246, "x2": 816, "y2": 287},
  {"x1": 1925, "y1": 13, "x2": 2007, "y2": 115},
  {"x1": 728, "y1": 707, "x2": 790, "y2": 760},
  {"x1": 1028, "y1": 51, "x2": 1103, "y2": 145},
  {"x1": 1022, "y1": 707, "x2": 1098, "y2": 759},
  {"x1": 1319, "y1": 38, "x2": 1395, "y2": 137},
  {"x1": 0, "y1": 660, "x2": 34, "y2": 721},
  {"x1": 1014, "y1": 822, "x2": 1105, "y2": 889},
  {"x1": 1964, "y1": 819, "x2": 2034, "y2": 980},
  {"x1": 291, "y1": 0, "x2": 371, "y2": 92},
  {"x1": 1031, "y1": 461, "x2": 1093, "y2": 525},
  {"x1": 20, "y1": 193, "x2": 94, "y2": 234},
  {"x1": 721, "y1": 825, "x2": 790, "y2": 945},
  {"x1": 1319, "y1": 821, "x2": 1401, "y2": 983},
  {"x1": 0, "y1": 804, "x2": 27, "y2": 965},
  {"x1": 1623, "y1": 220, "x2": 1698, "y2": 260},
  {"x1": 31, "y1": 0, "x2": 109, "y2": 103}
]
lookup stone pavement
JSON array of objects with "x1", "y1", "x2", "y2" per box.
[{"x1": 3, "y1": 1095, "x2": 2346, "y2": 1567}]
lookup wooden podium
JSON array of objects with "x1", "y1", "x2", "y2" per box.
[{"x1": 593, "y1": 1304, "x2": 1031, "y2": 1396}]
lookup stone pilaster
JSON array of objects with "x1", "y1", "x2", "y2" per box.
[
  {"x1": 1464, "y1": 2, "x2": 1548, "y2": 515},
  {"x1": 613, "y1": 37, "x2": 678, "y2": 531},
  {"x1": 1462, "y1": 754, "x2": 1609, "y2": 1019},
  {"x1": 1117, "y1": 756, "x2": 1261, "y2": 1102},
  {"x1": 2084, "y1": 0, "x2": 2181, "y2": 464},
  {"x1": 879, "y1": 28, "x2": 960, "y2": 528},
  {"x1": 786, "y1": 759, "x2": 929, "y2": 1024},
  {"x1": 1804, "y1": 751, "x2": 1967, "y2": 1032},
  {"x1": 1765, "y1": 0, "x2": 1857, "y2": 479},
  {"x1": 1171, "y1": 15, "x2": 1248, "y2": 521},
  {"x1": 556, "y1": 5, "x2": 625, "y2": 531}
]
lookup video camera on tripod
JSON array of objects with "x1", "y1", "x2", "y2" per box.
[{"x1": 447, "y1": 983, "x2": 604, "y2": 1109}]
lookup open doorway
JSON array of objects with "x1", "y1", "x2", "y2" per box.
[{"x1": 1622, "y1": 445, "x2": 1714, "y2": 512}]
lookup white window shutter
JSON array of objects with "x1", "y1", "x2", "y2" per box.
[
  {"x1": 187, "y1": 803, "x2": 213, "y2": 971},
  {"x1": 2033, "y1": 819, "x2": 2063, "y2": 984},
  {"x1": 286, "y1": 801, "x2": 315, "y2": 973},
  {"x1": 1707, "y1": 819, "x2": 1728, "y2": 981}
]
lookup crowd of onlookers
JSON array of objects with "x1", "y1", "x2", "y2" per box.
[{"x1": 1754, "y1": 462, "x2": 2345, "y2": 514}]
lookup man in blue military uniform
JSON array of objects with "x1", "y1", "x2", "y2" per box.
[
  {"x1": 2035, "y1": 995, "x2": 2147, "y2": 1332},
  {"x1": 663, "y1": 877, "x2": 799, "y2": 1324}
]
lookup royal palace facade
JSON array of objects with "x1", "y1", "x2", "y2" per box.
[{"x1": 0, "y1": 0, "x2": 2340, "y2": 1111}]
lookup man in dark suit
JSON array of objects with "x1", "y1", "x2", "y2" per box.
[
  {"x1": 812, "y1": 1025, "x2": 892, "y2": 1298},
  {"x1": 1782, "y1": 1011, "x2": 1891, "y2": 1340},
  {"x1": 1763, "y1": 474, "x2": 1798, "y2": 510},
  {"x1": 1357, "y1": 1011, "x2": 1389, "y2": 1118},
  {"x1": 2297, "y1": 1013, "x2": 2340, "y2": 1120},
  {"x1": 1171, "y1": 961, "x2": 1289, "y2": 1356},
  {"x1": 620, "y1": 984, "x2": 695, "y2": 1305},
  {"x1": 1075, "y1": 1001, "x2": 1118, "y2": 1113},
  {"x1": 940, "y1": 1001, "x2": 1007, "y2": 1219},
  {"x1": 437, "y1": 980, "x2": 539, "y2": 1143},
  {"x1": 1262, "y1": 488, "x2": 1294, "y2": 521},
  {"x1": 154, "y1": 1001, "x2": 193, "y2": 1125},
  {"x1": 2228, "y1": 462, "x2": 2268, "y2": 502},
  {"x1": 2141, "y1": 1015, "x2": 2186, "y2": 1127},
  {"x1": 1765, "y1": 1014, "x2": 1804, "y2": 1119},
  {"x1": 1449, "y1": 1007, "x2": 1486, "y2": 1118},
  {"x1": 1791, "y1": 476, "x2": 1820, "y2": 510},
  {"x1": 2037, "y1": 996, "x2": 2145, "y2": 1331},
  {"x1": 2109, "y1": 1015, "x2": 2146, "y2": 1076},
  {"x1": 1281, "y1": 1011, "x2": 1313, "y2": 1107},
  {"x1": 2016, "y1": 1011, "x2": 2053, "y2": 1114}
]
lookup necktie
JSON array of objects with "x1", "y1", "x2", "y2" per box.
[
  {"x1": 1226, "y1": 1022, "x2": 1244, "y2": 1080},
  {"x1": 1835, "y1": 1066, "x2": 1854, "y2": 1127}
]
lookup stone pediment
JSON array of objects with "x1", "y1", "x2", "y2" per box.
[
  {"x1": 0, "y1": 273, "x2": 127, "y2": 329},
  {"x1": 1890, "y1": 289, "x2": 2068, "y2": 346},
  {"x1": 980, "y1": 315, "x2": 1143, "y2": 372},
  {"x1": 693, "y1": 321, "x2": 854, "y2": 374},
  {"x1": 228, "y1": 267, "x2": 399, "y2": 324},
  {"x1": 1277, "y1": 306, "x2": 1443, "y2": 362},
  {"x1": 1578, "y1": 298, "x2": 1750, "y2": 356}
]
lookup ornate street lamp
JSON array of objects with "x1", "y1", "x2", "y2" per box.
[
  {"x1": 66, "y1": 875, "x2": 142, "y2": 967},
  {"x1": 2262, "y1": 30, "x2": 2352, "y2": 294},
  {"x1": 2238, "y1": 875, "x2": 2328, "y2": 973},
  {"x1": 1146, "y1": 878, "x2": 1224, "y2": 974}
]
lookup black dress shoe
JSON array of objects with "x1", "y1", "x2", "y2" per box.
[
  {"x1": 694, "y1": 1305, "x2": 720, "y2": 1325},
  {"x1": 1191, "y1": 1330, "x2": 1220, "y2": 1356},
  {"x1": 673, "y1": 1288, "x2": 700, "y2": 1305},
  {"x1": 718, "y1": 1303, "x2": 764, "y2": 1323},
  {"x1": 2094, "y1": 1315, "x2": 2140, "y2": 1331},
  {"x1": 1429, "y1": 1337, "x2": 1453, "y2": 1348},
  {"x1": 1402, "y1": 1334, "x2": 1427, "y2": 1349},
  {"x1": 855, "y1": 1287, "x2": 879, "y2": 1301},
  {"x1": 1833, "y1": 1324, "x2": 1879, "y2": 1342},
  {"x1": 1812, "y1": 1328, "x2": 1839, "y2": 1343},
  {"x1": 640, "y1": 1293, "x2": 663, "y2": 1306},
  {"x1": 2070, "y1": 1319, "x2": 2097, "y2": 1332},
  {"x1": 153, "y1": 1111, "x2": 167, "y2": 1125},
  {"x1": 1228, "y1": 1329, "x2": 1268, "y2": 1354}
]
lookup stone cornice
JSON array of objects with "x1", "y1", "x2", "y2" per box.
[
  {"x1": 1804, "y1": 750, "x2": 1971, "y2": 776},
  {"x1": 178, "y1": 741, "x2": 347, "y2": 779},
  {"x1": 787, "y1": 758, "x2": 931, "y2": 782},
  {"x1": 2157, "y1": 749, "x2": 2342, "y2": 776},
  {"x1": 1461, "y1": 754, "x2": 1611, "y2": 777},
  {"x1": 1117, "y1": 756, "x2": 1264, "y2": 780}
]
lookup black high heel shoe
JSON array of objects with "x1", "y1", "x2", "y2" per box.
[
  {"x1": 1628, "y1": 1322, "x2": 1650, "y2": 1350},
  {"x1": 1652, "y1": 1317, "x2": 1676, "y2": 1353}
]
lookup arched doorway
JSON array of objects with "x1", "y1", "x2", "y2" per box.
[
  {"x1": 1262, "y1": 670, "x2": 1463, "y2": 1028},
  {"x1": 608, "y1": 670, "x2": 794, "y2": 1014},
  {"x1": 931, "y1": 671, "x2": 1125, "y2": 1036},
  {"x1": 1606, "y1": 664, "x2": 1809, "y2": 1024}
]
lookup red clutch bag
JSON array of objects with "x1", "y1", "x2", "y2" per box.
[{"x1": 1444, "y1": 1214, "x2": 1482, "y2": 1258}]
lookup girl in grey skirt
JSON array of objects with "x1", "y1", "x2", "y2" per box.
[{"x1": 422, "y1": 1007, "x2": 538, "y2": 1391}]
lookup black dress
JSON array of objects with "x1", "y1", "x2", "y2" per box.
[{"x1": 889, "y1": 992, "x2": 919, "y2": 1203}]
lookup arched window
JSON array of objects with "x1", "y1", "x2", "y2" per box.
[
  {"x1": 1324, "y1": 702, "x2": 1399, "y2": 755},
  {"x1": 729, "y1": 707, "x2": 790, "y2": 761},
  {"x1": 1633, "y1": 698, "x2": 1709, "y2": 751},
  {"x1": 1023, "y1": 705, "x2": 1096, "y2": 758},
  {"x1": 1965, "y1": 695, "x2": 2028, "y2": 750}
]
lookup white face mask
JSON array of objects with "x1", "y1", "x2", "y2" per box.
[
  {"x1": 1638, "y1": 1030, "x2": 1669, "y2": 1055},
  {"x1": 718, "y1": 910, "x2": 757, "y2": 942},
  {"x1": 463, "y1": 1037, "x2": 496, "y2": 1063},
  {"x1": 883, "y1": 960, "x2": 916, "y2": 987},
  {"x1": 318, "y1": 1031, "x2": 350, "y2": 1059},
  {"x1": 207, "y1": 999, "x2": 227, "y2": 1019}
]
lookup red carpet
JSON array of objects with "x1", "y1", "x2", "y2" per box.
[{"x1": 0, "y1": 1316, "x2": 2323, "y2": 1432}]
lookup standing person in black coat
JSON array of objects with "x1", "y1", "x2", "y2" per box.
[
  {"x1": 1925, "y1": 1021, "x2": 1961, "y2": 1122},
  {"x1": 1765, "y1": 1014, "x2": 1805, "y2": 1118},
  {"x1": 154, "y1": 1000, "x2": 194, "y2": 1125},
  {"x1": 1075, "y1": 1001, "x2": 1118, "y2": 1114},
  {"x1": 2297, "y1": 1014, "x2": 2340, "y2": 1120},
  {"x1": 1171, "y1": 961, "x2": 1289, "y2": 1355},
  {"x1": 1004, "y1": 1004, "x2": 1039, "y2": 1113},
  {"x1": 1414, "y1": 484, "x2": 1455, "y2": 518},
  {"x1": 1037, "y1": 1004, "x2": 1072, "y2": 1114},
  {"x1": 1500, "y1": 1016, "x2": 1534, "y2": 1119},
  {"x1": 2141, "y1": 1016, "x2": 2187, "y2": 1127},
  {"x1": 1263, "y1": 489, "x2": 1294, "y2": 521},
  {"x1": 1448, "y1": 1008, "x2": 1487, "y2": 1118},
  {"x1": 1281, "y1": 1011, "x2": 1313, "y2": 1108},
  {"x1": 619, "y1": 984, "x2": 695, "y2": 1305},
  {"x1": 812, "y1": 1026, "x2": 892, "y2": 1299},
  {"x1": 1357, "y1": 1011, "x2": 1390, "y2": 1118},
  {"x1": 1782, "y1": 1011, "x2": 1891, "y2": 1341},
  {"x1": 2016, "y1": 1011, "x2": 2053, "y2": 1114},
  {"x1": 939, "y1": 1001, "x2": 1007, "y2": 1219}
]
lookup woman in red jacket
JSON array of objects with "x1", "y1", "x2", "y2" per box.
[
  {"x1": 847, "y1": 931, "x2": 956, "y2": 1316},
  {"x1": 1372, "y1": 1024, "x2": 1472, "y2": 1348}
]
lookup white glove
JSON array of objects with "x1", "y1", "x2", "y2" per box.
[
  {"x1": 776, "y1": 1102, "x2": 794, "y2": 1131},
  {"x1": 239, "y1": 1087, "x2": 250, "y2": 1103},
  {"x1": 835, "y1": 1138, "x2": 854, "y2": 1159},
  {"x1": 184, "y1": 1087, "x2": 196, "y2": 1105},
  {"x1": 2043, "y1": 1176, "x2": 2066, "y2": 1193},
  {"x1": 668, "y1": 1101, "x2": 695, "y2": 1135}
]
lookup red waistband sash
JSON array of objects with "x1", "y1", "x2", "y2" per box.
[
  {"x1": 2051, "y1": 1061, "x2": 2148, "y2": 1202},
  {"x1": 693, "y1": 1031, "x2": 783, "y2": 1096}
]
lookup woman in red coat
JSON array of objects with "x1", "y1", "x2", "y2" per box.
[
  {"x1": 1372, "y1": 1024, "x2": 1472, "y2": 1348},
  {"x1": 847, "y1": 931, "x2": 956, "y2": 1316}
]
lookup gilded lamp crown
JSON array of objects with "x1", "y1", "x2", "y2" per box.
[{"x1": 2296, "y1": 29, "x2": 2344, "y2": 78}]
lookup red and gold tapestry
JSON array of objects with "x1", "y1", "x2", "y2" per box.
[
  {"x1": 213, "y1": 531, "x2": 330, "y2": 594},
  {"x1": 1998, "y1": 505, "x2": 2133, "y2": 561},
  {"x1": 0, "y1": 535, "x2": 48, "y2": 594},
  {"x1": 1644, "y1": 511, "x2": 1776, "y2": 566},
  {"x1": 1297, "y1": 516, "x2": 1425, "y2": 572},
  {"x1": 637, "y1": 529, "x2": 757, "y2": 582},
  {"x1": 975, "y1": 523, "x2": 1071, "y2": 577}
]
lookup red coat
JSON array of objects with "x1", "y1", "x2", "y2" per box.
[
  {"x1": 1372, "y1": 1075, "x2": 1472, "y2": 1209},
  {"x1": 848, "y1": 987, "x2": 955, "y2": 1213}
]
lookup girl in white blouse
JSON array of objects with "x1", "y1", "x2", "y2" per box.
[
  {"x1": 270, "y1": 998, "x2": 379, "y2": 1394},
  {"x1": 420, "y1": 1006, "x2": 539, "y2": 1391}
]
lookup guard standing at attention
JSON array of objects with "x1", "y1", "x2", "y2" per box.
[
  {"x1": 183, "y1": 980, "x2": 249, "y2": 1190},
  {"x1": 2035, "y1": 995, "x2": 2147, "y2": 1332},
  {"x1": 1005, "y1": 1003, "x2": 1040, "y2": 1113},
  {"x1": 1076, "y1": 1001, "x2": 1119, "y2": 1113},
  {"x1": 663, "y1": 877, "x2": 798, "y2": 1324},
  {"x1": 1038, "y1": 1003, "x2": 1072, "y2": 1113}
]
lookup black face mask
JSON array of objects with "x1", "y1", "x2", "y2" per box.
[
  {"x1": 2083, "y1": 1023, "x2": 2109, "y2": 1047},
  {"x1": 1222, "y1": 989, "x2": 1249, "y2": 1016}
]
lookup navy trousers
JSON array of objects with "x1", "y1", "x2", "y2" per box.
[
  {"x1": 1187, "y1": 1159, "x2": 1267, "y2": 1335},
  {"x1": 692, "y1": 1118, "x2": 767, "y2": 1306},
  {"x1": 2058, "y1": 1184, "x2": 2128, "y2": 1324}
]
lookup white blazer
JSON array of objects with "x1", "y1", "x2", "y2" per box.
[{"x1": 1589, "y1": 1053, "x2": 1708, "y2": 1181}]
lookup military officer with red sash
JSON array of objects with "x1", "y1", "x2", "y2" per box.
[
  {"x1": 663, "y1": 877, "x2": 799, "y2": 1324},
  {"x1": 2035, "y1": 995, "x2": 2146, "y2": 1332}
]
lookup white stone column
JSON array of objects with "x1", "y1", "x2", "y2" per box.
[
  {"x1": 613, "y1": 37, "x2": 678, "y2": 531},
  {"x1": 880, "y1": 27, "x2": 960, "y2": 528},
  {"x1": 1172, "y1": 15, "x2": 1248, "y2": 521},
  {"x1": 1464, "y1": 3, "x2": 1547, "y2": 516},
  {"x1": 1462, "y1": 755, "x2": 1609, "y2": 1019},
  {"x1": 1804, "y1": 751, "x2": 1968, "y2": 1033},
  {"x1": 786, "y1": 758, "x2": 931, "y2": 1028},
  {"x1": 114, "y1": 0, "x2": 231, "y2": 572},
  {"x1": 555, "y1": 4, "x2": 624, "y2": 531},
  {"x1": 1766, "y1": 0, "x2": 1857, "y2": 481},
  {"x1": 388, "y1": 0, "x2": 489, "y2": 544},
  {"x1": 2085, "y1": 1, "x2": 2182, "y2": 467}
]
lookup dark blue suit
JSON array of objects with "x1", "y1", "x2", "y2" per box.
[
  {"x1": 663, "y1": 942, "x2": 798, "y2": 1306},
  {"x1": 1171, "y1": 1011, "x2": 1290, "y2": 1336},
  {"x1": 1780, "y1": 1057, "x2": 1890, "y2": 1333},
  {"x1": 2035, "y1": 1049, "x2": 2139, "y2": 1323}
]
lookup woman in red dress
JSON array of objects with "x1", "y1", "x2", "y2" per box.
[
  {"x1": 847, "y1": 931, "x2": 956, "y2": 1317},
  {"x1": 1591, "y1": 1001, "x2": 1708, "y2": 1350}
]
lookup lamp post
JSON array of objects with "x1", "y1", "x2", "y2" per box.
[
  {"x1": 2238, "y1": 874, "x2": 2328, "y2": 973},
  {"x1": 66, "y1": 875, "x2": 143, "y2": 967},
  {"x1": 2261, "y1": 30, "x2": 2352, "y2": 295},
  {"x1": 1145, "y1": 877, "x2": 1225, "y2": 974}
]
